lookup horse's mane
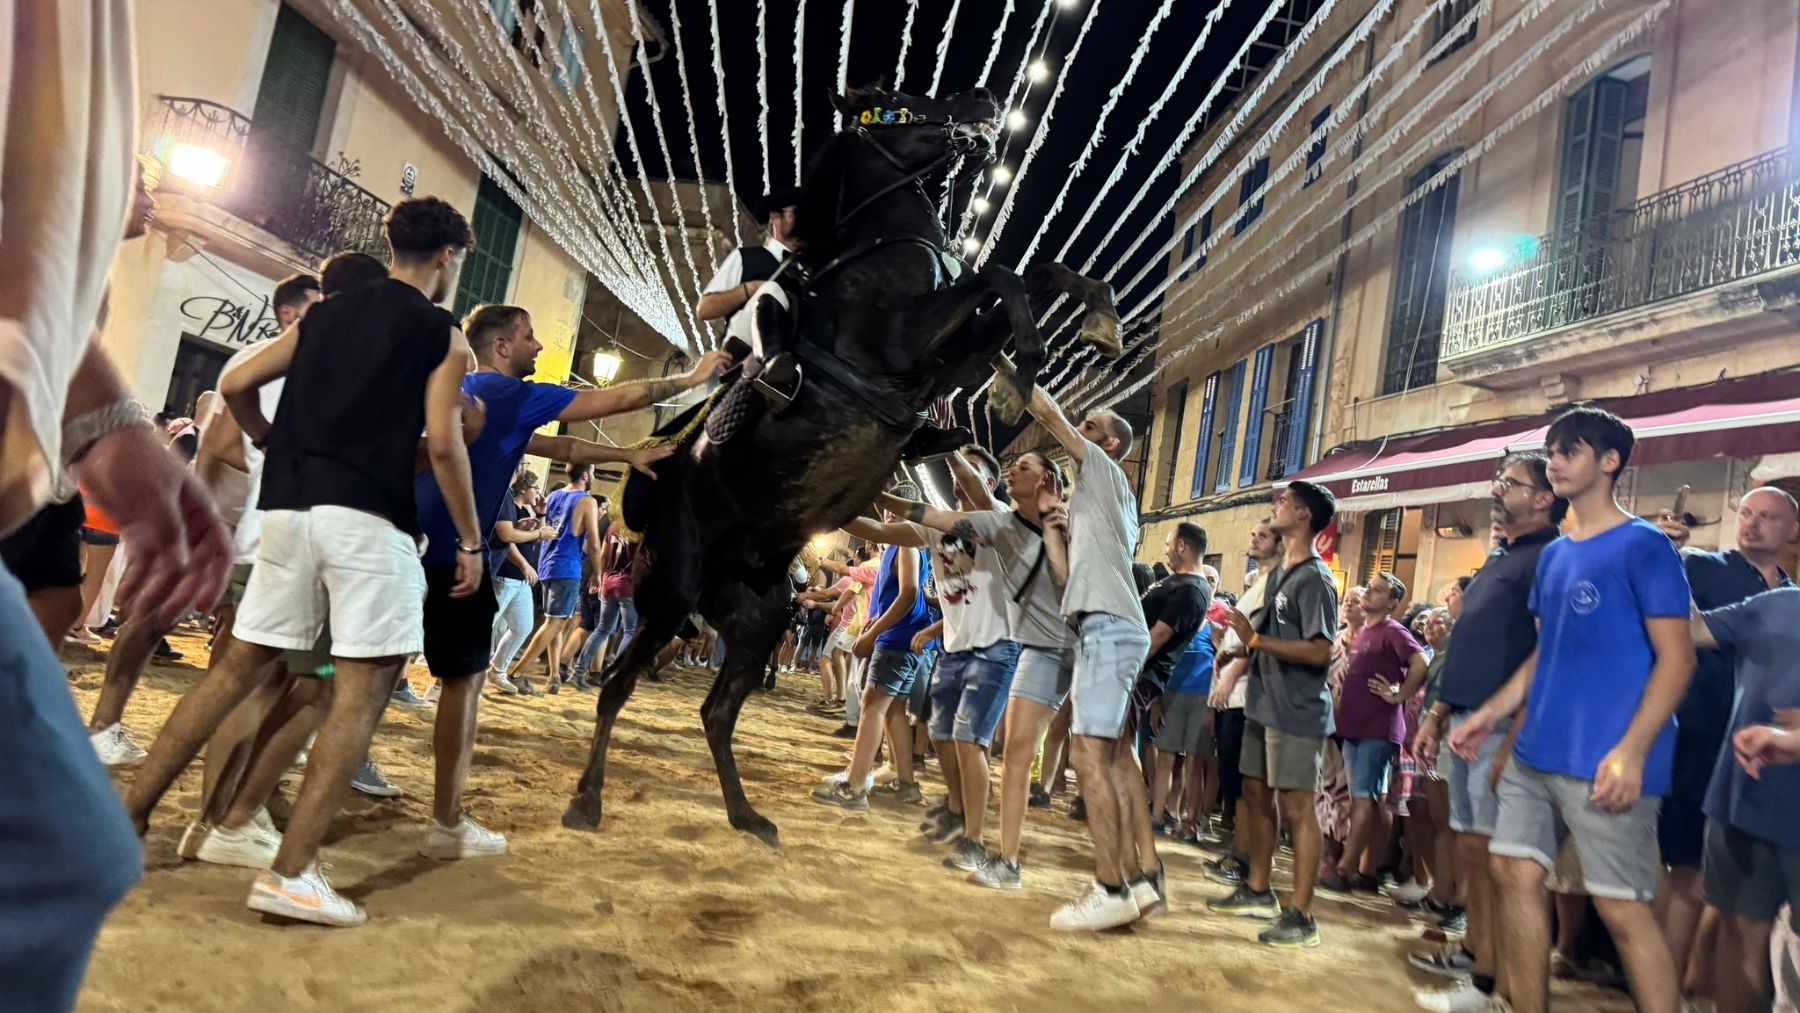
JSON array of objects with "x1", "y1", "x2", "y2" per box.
[{"x1": 790, "y1": 132, "x2": 852, "y2": 255}]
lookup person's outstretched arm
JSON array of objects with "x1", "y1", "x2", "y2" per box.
[{"x1": 558, "y1": 350, "x2": 731, "y2": 420}]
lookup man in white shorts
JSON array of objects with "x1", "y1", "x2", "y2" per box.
[{"x1": 125, "y1": 197, "x2": 485, "y2": 927}]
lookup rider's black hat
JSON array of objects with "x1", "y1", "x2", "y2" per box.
[{"x1": 751, "y1": 187, "x2": 803, "y2": 220}]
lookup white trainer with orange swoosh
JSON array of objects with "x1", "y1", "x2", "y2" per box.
[{"x1": 247, "y1": 863, "x2": 366, "y2": 927}]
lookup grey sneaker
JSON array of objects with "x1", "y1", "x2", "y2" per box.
[
  {"x1": 1204, "y1": 855, "x2": 1248, "y2": 886},
  {"x1": 1258, "y1": 908, "x2": 1321, "y2": 947},
  {"x1": 350, "y1": 760, "x2": 403, "y2": 798},
  {"x1": 966, "y1": 850, "x2": 1022, "y2": 890},
  {"x1": 929, "y1": 812, "x2": 965, "y2": 844},
  {"x1": 810, "y1": 781, "x2": 869, "y2": 811},
  {"x1": 391, "y1": 683, "x2": 428, "y2": 707},
  {"x1": 943, "y1": 837, "x2": 987, "y2": 871},
  {"x1": 918, "y1": 802, "x2": 950, "y2": 835},
  {"x1": 873, "y1": 781, "x2": 923, "y2": 804},
  {"x1": 1207, "y1": 883, "x2": 1279, "y2": 919},
  {"x1": 1409, "y1": 944, "x2": 1476, "y2": 979}
]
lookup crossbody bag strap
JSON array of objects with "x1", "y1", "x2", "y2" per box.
[{"x1": 1010, "y1": 512, "x2": 1048, "y2": 606}]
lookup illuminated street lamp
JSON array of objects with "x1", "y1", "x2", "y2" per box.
[
  {"x1": 1468, "y1": 246, "x2": 1508, "y2": 274},
  {"x1": 168, "y1": 143, "x2": 228, "y2": 188},
  {"x1": 592, "y1": 349, "x2": 623, "y2": 385}
]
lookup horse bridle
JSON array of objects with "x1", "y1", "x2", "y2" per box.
[{"x1": 834, "y1": 109, "x2": 996, "y2": 232}]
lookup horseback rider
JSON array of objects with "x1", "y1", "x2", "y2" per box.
[{"x1": 697, "y1": 187, "x2": 804, "y2": 408}]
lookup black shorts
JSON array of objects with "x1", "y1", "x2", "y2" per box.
[
  {"x1": 422, "y1": 564, "x2": 499, "y2": 680},
  {"x1": 0, "y1": 496, "x2": 85, "y2": 592},
  {"x1": 578, "y1": 586, "x2": 603, "y2": 630}
]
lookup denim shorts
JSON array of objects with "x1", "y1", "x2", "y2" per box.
[
  {"x1": 1070, "y1": 613, "x2": 1151, "y2": 738},
  {"x1": 1340, "y1": 737, "x2": 1397, "y2": 800},
  {"x1": 1009, "y1": 645, "x2": 1073, "y2": 708},
  {"x1": 542, "y1": 577, "x2": 581, "y2": 618},
  {"x1": 866, "y1": 647, "x2": 930, "y2": 699},
  {"x1": 1447, "y1": 710, "x2": 1511, "y2": 836},
  {"x1": 927, "y1": 641, "x2": 1021, "y2": 747},
  {"x1": 1489, "y1": 760, "x2": 1662, "y2": 902}
]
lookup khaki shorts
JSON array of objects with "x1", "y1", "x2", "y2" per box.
[
  {"x1": 1240, "y1": 719, "x2": 1325, "y2": 792},
  {"x1": 225, "y1": 564, "x2": 333, "y2": 678}
]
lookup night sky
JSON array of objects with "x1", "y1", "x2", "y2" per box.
[{"x1": 615, "y1": 0, "x2": 1290, "y2": 442}]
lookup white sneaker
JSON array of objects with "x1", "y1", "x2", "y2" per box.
[
  {"x1": 185, "y1": 821, "x2": 282, "y2": 869},
  {"x1": 1387, "y1": 878, "x2": 1432, "y2": 905},
  {"x1": 424, "y1": 682, "x2": 441, "y2": 704},
  {"x1": 66, "y1": 626, "x2": 102, "y2": 646},
  {"x1": 488, "y1": 670, "x2": 519, "y2": 694},
  {"x1": 1050, "y1": 881, "x2": 1141, "y2": 932},
  {"x1": 820, "y1": 769, "x2": 874, "y2": 791},
  {"x1": 422, "y1": 815, "x2": 508, "y2": 859},
  {"x1": 90, "y1": 723, "x2": 147, "y2": 767},
  {"x1": 251, "y1": 806, "x2": 279, "y2": 837},
  {"x1": 247, "y1": 862, "x2": 365, "y2": 927}
]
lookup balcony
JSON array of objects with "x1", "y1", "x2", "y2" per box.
[
  {"x1": 1265, "y1": 409, "x2": 1294, "y2": 481},
  {"x1": 144, "y1": 96, "x2": 390, "y2": 265},
  {"x1": 1441, "y1": 148, "x2": 1800, "y2": 389}
]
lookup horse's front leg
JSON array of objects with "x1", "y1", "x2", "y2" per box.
[{"x1": 908, "y1": 267, "x2": 1044, "y2": 425}]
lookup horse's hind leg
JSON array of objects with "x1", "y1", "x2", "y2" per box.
[
  {"x1": 560, "y1": 633, "x2": 653, "y2": 830},
  {"x1": 701, "y1": 579, "x2": 793, "y2": 848}
]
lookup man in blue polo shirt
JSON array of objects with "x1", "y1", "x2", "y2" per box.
[
  {"x1": 413, "y1": 304, "x2": 724, "y2": 861},
  {"x1": 1687, "y1": 486, "x2": 1800, "y2": 1013},
  {"x1": 1450, "y1": 407, "x2": 1694, "y2": 1013}
]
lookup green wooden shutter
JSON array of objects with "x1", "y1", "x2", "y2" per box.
[
  {"x1": 1212, "y1": 360, "x2": 1246, "y2": 494},
  {"x1": 1382, "y1": 155, "x2": 1460, "y2": 395},
  {"x1": 1156, "y1": 380, "x2": 1188, "y2": 507},
  {"x1": 1190, "y1": 372, "x2": 1219, "y2": 500},
  {"x1": 1237, "y1": 344, "x2": 1274, "y2": 487},
  {"x1": 454, "y1": 176, "x2": 524, "y2": 317},
  {"x1": 253, "y1": 4, "x2": 335, "y2": 151}
]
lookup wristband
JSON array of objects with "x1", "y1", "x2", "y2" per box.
[
  {"x1": 63, "y1": 397, "x2": 150, "y2": 466},
  {"x1": 1247, "y1": 632, "x2": 1262, "y2": 650},
  {"x1": 456, "y1": 541, "x2": 483, "y2": 555}
]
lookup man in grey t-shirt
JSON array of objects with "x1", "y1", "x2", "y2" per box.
[
  {"x1": 999, "y1": 358, "x2": 1160, "y2": 933},
  {"x1": 1211, "y1": 479, "x2": 1339, "y2": 947}
]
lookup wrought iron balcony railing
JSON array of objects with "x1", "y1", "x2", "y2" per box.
[
  {"x1": 1443, "y1": 147, "x2": 1800, "y2": 358},
  {"x1": 1265, "y1": 410, "x2": 1294, "y2": 481},
  {"x1": 146, "y1": 96, "x2": 390, "y2": 264}
]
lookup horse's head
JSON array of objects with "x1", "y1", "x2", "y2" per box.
[{"x1": 829, "y1": 85, "x2": 1000, "y2": 171}]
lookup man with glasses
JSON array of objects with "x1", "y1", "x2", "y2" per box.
[{"x1": 1412, "y1": 454, "x2": 1564, "y2": 1012}]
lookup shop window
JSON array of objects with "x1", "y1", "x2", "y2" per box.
[
  {"x1": 1235, "y1": 157, "x2": 1270, "y2": 235},
  {"x1": 1154, "y1": 380, "x2": 1189, "y2": 509},
  {"x1": 252, "y1": 4, "x2": 335, "y2": 152},
  {"x1": 1381, "y1": 152, "x2": 1460, "y2": 395},
  {"x1": 454, "y1": 175, "x2": 524, "y2": 318}
]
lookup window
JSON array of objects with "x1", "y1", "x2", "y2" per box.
[
  {"x1": 1189, "y1": 372, "x2": 1219, "y2": 500},
  {"x1": 1178, "y1": 210, "x2": 1213, "y2": 280},
  {"x1": 1381, "y1": 153, "x2": 1461, "y2": 395},
  {"x1": 164, "y1": 338, "x2": 234, "y2": 418},
  {"x1": 252, "y1": 4, "x2": 335, "y2": 151},
  {"x1": 1430, "y1": 0, "x2": 1479, "y2": 60},
  {"x1": 1154, "y1": 380, "x2": 1189, "y2": 508},
  {"x1": 1235, "y1": 158, "x2": 1269, "y2": 235},
  {"x1": 1358, "y1": 507, "x2": 1422, "y2": 594},
  {"x1": 1303, "y1": 106, "x2": 1331, "y2": 187},
  {"x1": 1554, "y1": 57, "x2": 1651, "y2": 242},
  {"x1": 454, "y1": 175, "x2": 524, "y2": 317},
  {"x1": 1211, "y1": 360, "x2": 1246, "y2": 494},
  {"x1": 1236, "y1": 344, "x2": 1275, "y2": 488}
]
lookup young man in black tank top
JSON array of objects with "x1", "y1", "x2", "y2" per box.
[{"x1": 125, "y1": 196, "x2": 483, "y2": 927}]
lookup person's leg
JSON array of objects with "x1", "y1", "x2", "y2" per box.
[
  {"x1": 88, "y1": 613, "x2": 176, "y2": 731},
  {"x1": 491, "y1": 579, "x2": 535, "y2": 675},
  {"x1": 1191, "y1": 754, "x2": 1218, "y2": 834},
  {"x1": 1111, "y1": 735, "x2": 1157, "y2": 882},
  {"x1": 1243, "y1": 777, "x2": 1276, "y2": 892},
  {"x1": 74, "y1": 540, "x2": 116, "y2": 632},
  {"x1": 26, "y1": 585, "x2": 84, "y2": 647},
  {"x1": 271, "y1": 656, "x2": 404, "y2": 875},
  {"x1": 1340, "y1": 798, "x2": 1379, "y2": 878},
  {"x1": 125, "y1": 635, "x2": 284, "y2": 832},
  {"x1": 998, "y1": 698, "x2": 1054, "y2": 863},
  {"x1": 218, "y1": 677, "x2": 330, "y2": 829},
  {"x1": 1714, "y1": 911, "x2": 1775, "y2": 1013},
  {"x1": 1044, "y1": 699, "x2": 1073, "y2": 794},
  {"x1": 1423, "y1": 782, "x2": 1458, "y2": 906},
  {"x1": 844, "y1": 686, "x2": 894, "y2": 785},
  {"x1": 1278, "y1": 787, "x2": 1323, "y2": 913},
  {"x1": 884, "y1": 695, "x2": 916, "y2": 786},
  {"x1": 1071, "y1": 734, "x2": 1125, "y2": 885},
  {"x1": 432, "y1": 673, "x2": 486, "y2": 826},
  {"x1": 1592, "y1": 896, "x2": 1681, "y2": 1013},
  {"x1": 1493, "y1": 855, "x2": 1554, "y2": 1013},
  {"x1": 0, "y1": 566, "x2": 142, "y2": 1011},
  {"x1": 1151, "y1": 750, "x2": 1178, "y2": 824},
  {"x1": 196, "y1": 660, "x2": 296, "y2": 824},
  {"x1": 1657, "y1": 865, "x2": 1706, "y2": 985}
]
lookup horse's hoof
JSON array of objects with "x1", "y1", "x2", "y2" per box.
[
  {"x1": 1079, "y1": 308, "x2": 1123, "y2": 358},
  {"x1": 732, "y1": 812, "x2": 782, "y2": 849},
  {"x1": 562, "y1": 795, "x2": 602, "y2": 831},
  {"x1": 989, "y1": 377, "x2": 1027, "y2": 425}
]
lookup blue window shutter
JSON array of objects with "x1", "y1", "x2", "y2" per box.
[
  {"x1": 1189, "y1": 372, "x2": 1219, "y2": 500},
  {"x1": 1213, "y1": 361, "x2": 1246, "y2": 494},
  {"x1": 489, "y1": 0, "x2": 517, "y2": 33},
  {"x1": 1282, "y1": 319, "x2": 1324, "y2": 476},
  {"x1": 554, "y1": 24, "x2": 585, "y2": 93},
  {"x1": 1234, "y1": 158, "x2": 1269, "y2": 235},
  {"x1": 1237, "y1": 344, "x2": 1275, "y2": 487},
  {"x1": 1304, "y1": 106, "x2": 1332, "y2": 187}
]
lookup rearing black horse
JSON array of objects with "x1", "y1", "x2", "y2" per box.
[{"x1": 562, "y1": 85, "x2": 1120, "y2": 846}]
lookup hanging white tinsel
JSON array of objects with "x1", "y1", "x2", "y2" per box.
[
  {"x1": 836, "y1": 0, "x2": 856, "y2": 130},
  {"x1": 661, "y1": 0, "x2": 729, "y2": 262},
  {"x1": 976, "y1": 0, "x2": 1017, "y2": 89},
  {"x1": 757, "y1": 0, "x2": 772, "y2": 196},
  {"x1": 896, "y1": 0, "x2": 920, "y2": 88},
  {"x1": 929, "y1": 0, "x2": 964, "y2": 97},
  {"x1": 794, "y1": 0, "x2": 808, "y2": 184},
  {"x1": 702, "y1": 0, "x2": 746, "y2": 244}
]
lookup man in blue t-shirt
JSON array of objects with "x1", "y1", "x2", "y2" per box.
[
  {"x1": 412, "y1": 304, "x2": 725, "y2": 863},
  {"x1": 813, "y1": 486, "x2": 934, "y2": 811},
  {"x1": 1450, "y1": 406, "x2": 1694, "y2": 1013},
  {"x1": 1686, "y1": 486, "x2": 1800, "y2": 1013}
]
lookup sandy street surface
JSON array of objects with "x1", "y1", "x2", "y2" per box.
[{"x1": 69, "y1": 629, "x2": 1630, "y2": 1012}]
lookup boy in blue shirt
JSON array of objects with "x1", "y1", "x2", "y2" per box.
[{"x1": 1450, "y1": 406, "x2": 1694, "y2": 1013}]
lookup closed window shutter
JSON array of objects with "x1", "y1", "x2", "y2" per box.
[
  {"x1": 1157, "y1": 380, "x2": 1189, "y2": 508},
  {"x1": 1554, "y1": 85, "x2": 1597, "y2": 242},
  {"x1": 1304, "y1": 106, "x2": 1331, "y2": 187},
  {"x1": 1283, "y1": 319, "x2": 1322, "y2": 476},
  {"x1": 1189, "y1": 372, "x2": 1219, "y2": 500},
  {"x1": 1235, "y1": 159, "x2": 1270, "y2": 235},
  {"x1": 455, "y1": 176, "x2": 524, "y2": 317},
  {"x1": 1360, "y1": 508, "x2": 1402, "y2": 584},
  {"x1": 1381, "y1": 155, "x2": 1460, "y2": 395},
  {"x1": 1238, "y1": 344, "x2": 1275, "y2": 487},
  {"x1": 252, "y1": 5, "x2": 335, "y2": 151},
  {"x1": 1212, "y1": 361, "x2": 1246, "y2": 494},
  {"x1": 1556, "y1": 76, "x2": 1630, "y2": 249}
]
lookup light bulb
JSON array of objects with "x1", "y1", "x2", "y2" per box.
[
  {"x1": 962, "y1": 236, "x2": 982, "y2": 253},
  {"x1": 991, "y1": 166, "x2": 1013, "y2": 184},
  {"x1": 1027, "y1": 61, "x2": 1050, "y2": 82},
  {"x1": 1007, "y1": 109, "x2": 1030, "y2": 130}
]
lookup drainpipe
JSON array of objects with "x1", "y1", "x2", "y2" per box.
[{"x1": 1310, "y1": 31, "x2": 1380, "y2": 464}]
